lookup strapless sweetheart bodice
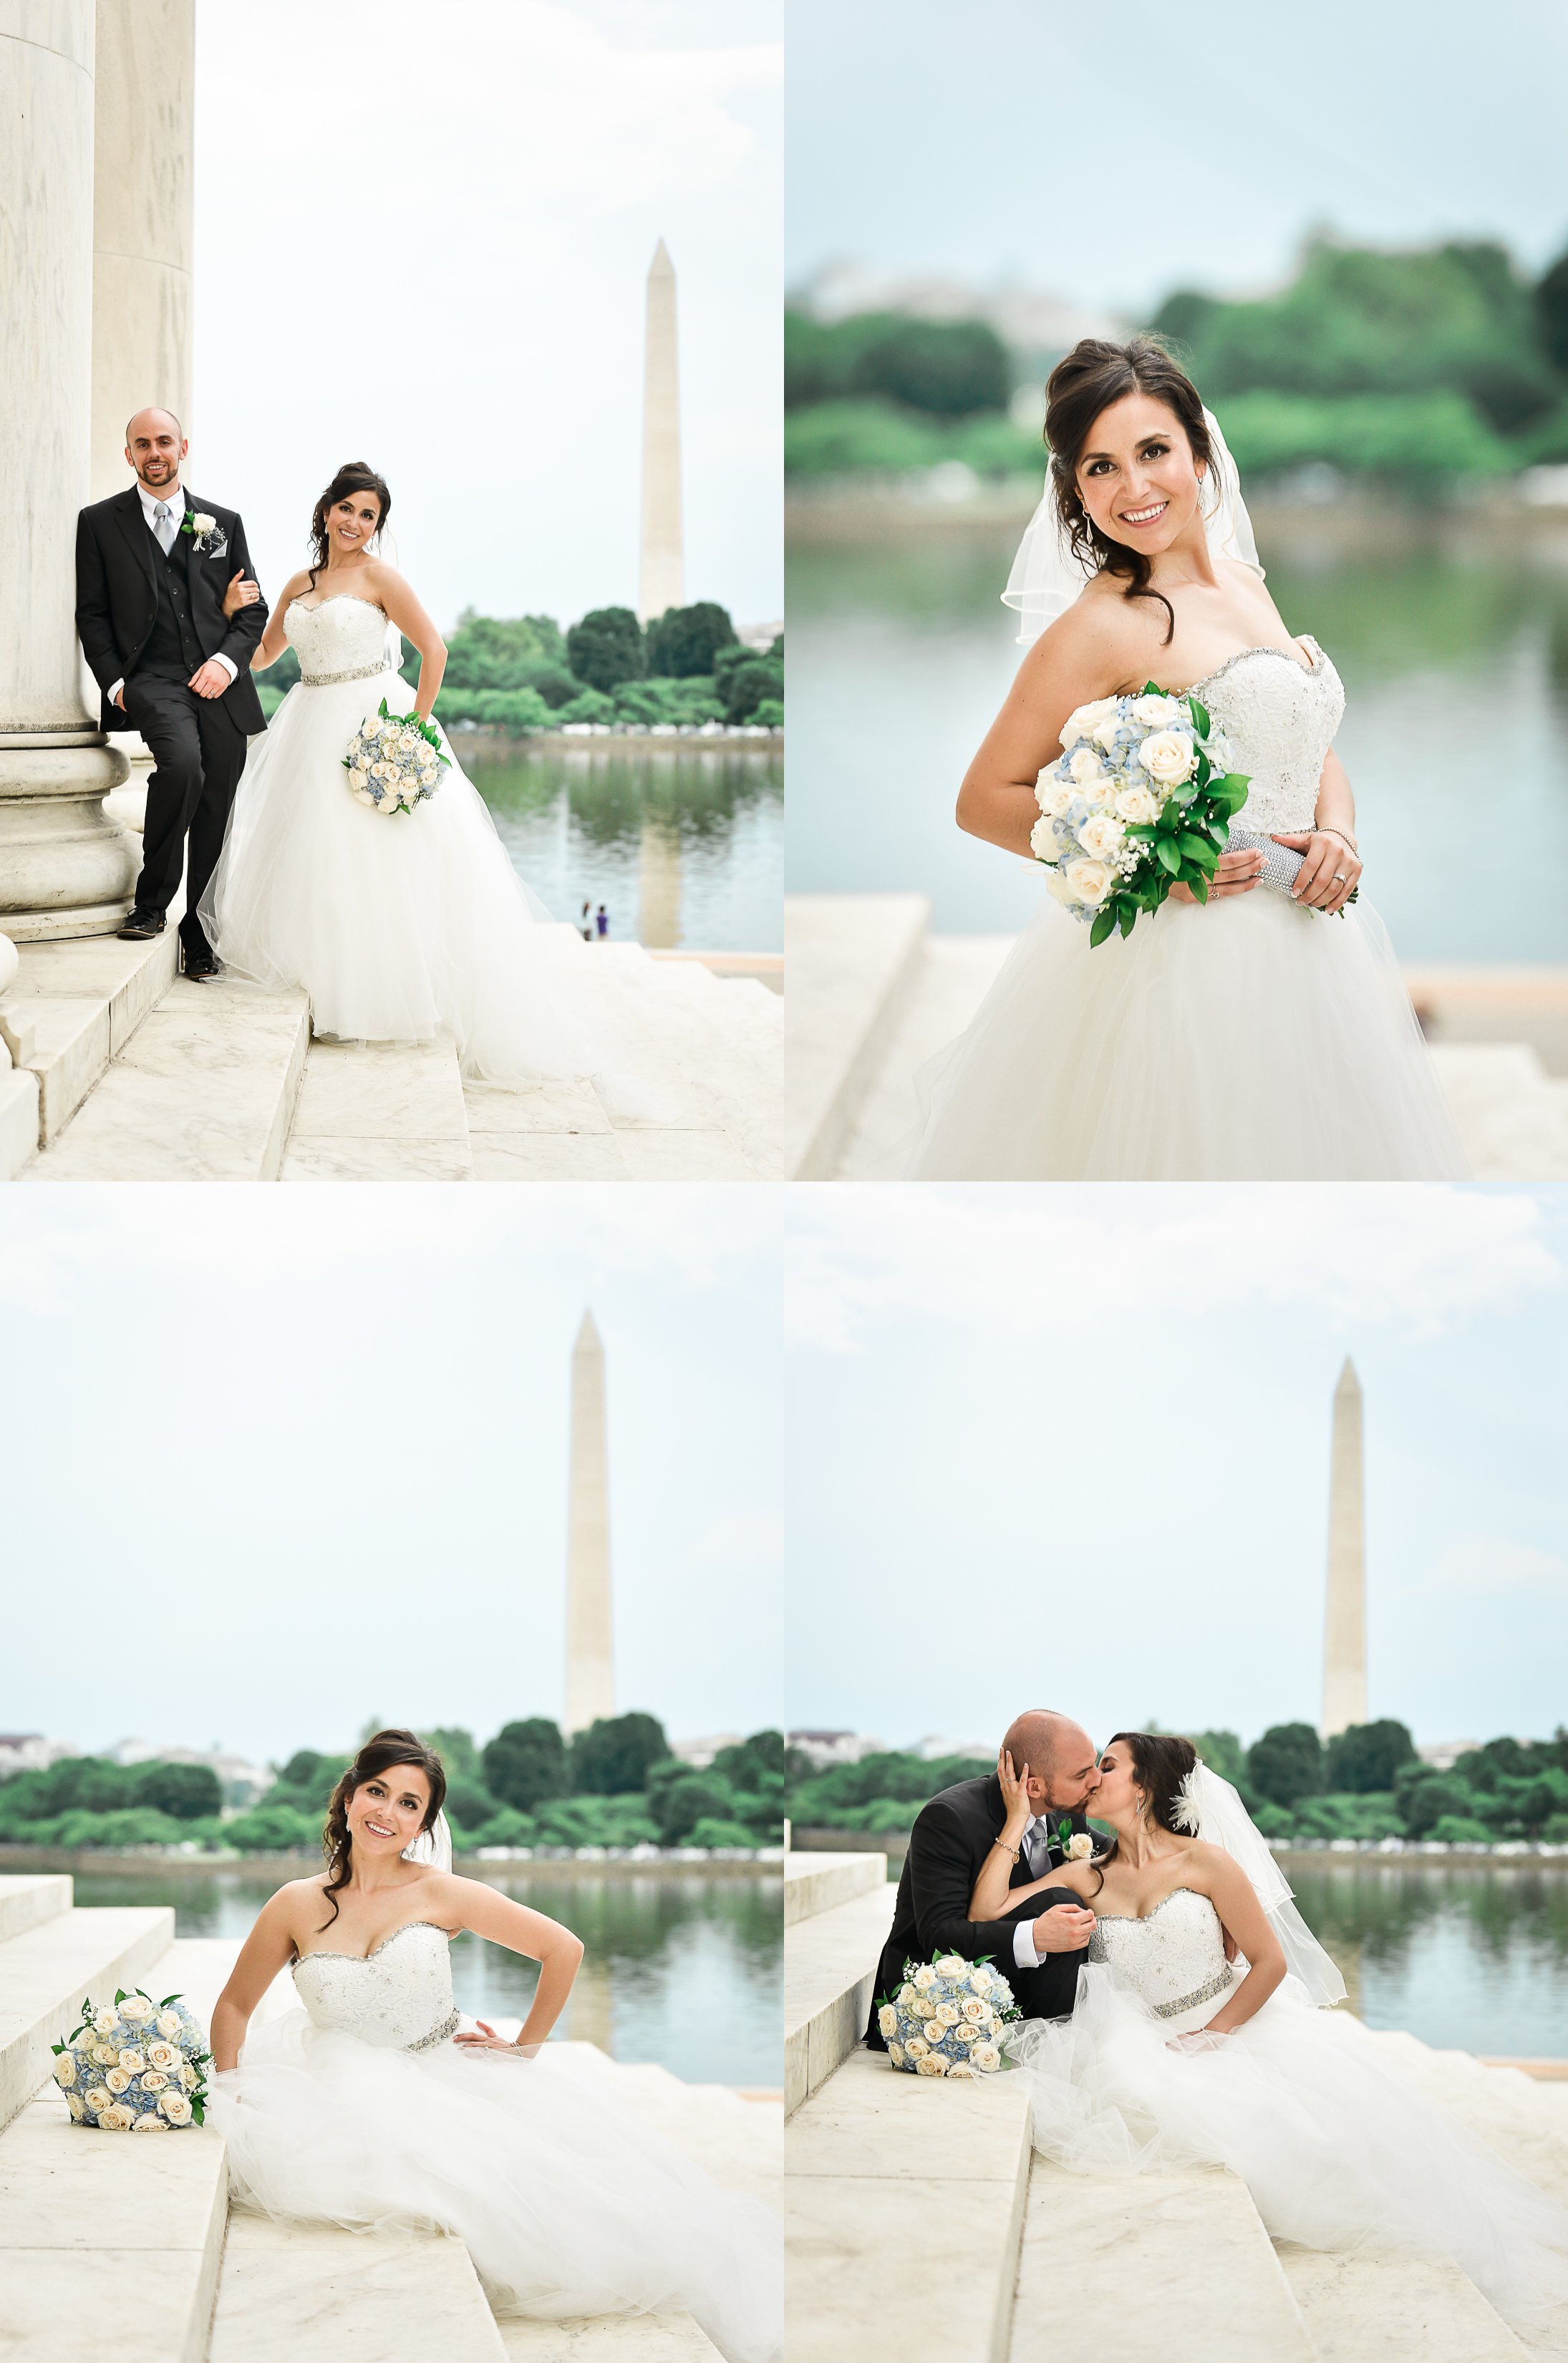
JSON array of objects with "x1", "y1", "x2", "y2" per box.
[
  {"x1": 1191, "y1": 640, "x2": 1345, "y2": 836},
  {"x1": 285, "y1": 594, "x2": 395, "y2": 682},
  {"x1": 291, "y1": 1919, "x2": 458, "y2": 2051},
  {"x1": 1087, "y1": 1887, "x2": 1236, "y2": 2031}
]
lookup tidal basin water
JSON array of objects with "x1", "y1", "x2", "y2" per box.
[
  {"x1": 1275, "y1": 1860, "x2": 1568, "y2": 2057},
  {"x1": 75, "y1": 1865, "x2": 782, "y2": 2088},
  {"x1": 465, "y1": 740, "x2": 783, "y2": 953},
  {"x1": 788, "y1": 511, "x2": 1568, "y2": 962}
]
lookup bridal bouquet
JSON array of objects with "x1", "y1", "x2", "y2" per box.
[
  {"x1": 51, "y1": 1987, "x2": 212, "y2": 2130},
  {"x1": 876, "y1": 1956, "x2": 1019, "y2": 2077},
  {"x1": 344, "y1": 702, "x2": 447, "y2": 816}
]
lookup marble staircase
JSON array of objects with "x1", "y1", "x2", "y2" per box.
[
  {"x1": 0, "y1": 1882, "x2": 776, "y2": 2360},
  {"x1": 1, "y1": 925, "x2": 783, "y2": 1182},
  {"x1": 786, "y1": 892, "x2": 1568, "y2": 1181},
  {"x1": 781, "y1": 1850, "x2": 1562, "y2": 2363}
]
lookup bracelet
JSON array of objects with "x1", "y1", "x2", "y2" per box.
[
  {"x1": 992, "y1": 1836, "x2": 1021, "y2": 1863},
  {"x1": 1318, "y1": 826, "x2": 1358, "y2": 854}
]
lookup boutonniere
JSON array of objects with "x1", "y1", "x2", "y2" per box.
[
  {"x1": 1054, "y1": 1817, "x2": 1095, "y2": 1862},
  {"x1": 180, "y1": 511, "x2": 228, "y2": 559}
]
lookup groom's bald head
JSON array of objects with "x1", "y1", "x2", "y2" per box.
[{"x1": 1002, "y1": 1710, "x2": 1100, "y2": 1811}]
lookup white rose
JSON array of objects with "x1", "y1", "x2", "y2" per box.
[
  {"x1": 117, "y1": 2049, "x2": 146, "y2": 2074},
  {"x1": 1044, "y1": 869, "x2": 1080, "y2": 909},
  {"x1": 1090, "y1": 713, "x2": 1124, "y2": 752},
  {"x1": 132, "y1": 2114, "x2": 168, "y2": 2131},
  {"x1": 957, "y1": 2024, "x2": 982, "y2": 2045},
  {"x1": 349, "y1": 768, "x2": 368, "y2": 789},
  {"x1": 1067, "y1": 1832, "x2": 1095, "y2": 1860},
  {"x1": 947, "y1": 2062, "x2": 974, "y2": 2079},
  {"x1": 140, "y1": 2071, "x2": 169, "y2": 2092},
  {"x1": 1067, "y1": 748, "x2": 1106, "y2": 788},
  {"x1": 53, "y1": 2055, "x2": 77, "y2": 2088},
  {"x1": 1063, "y1": 857, "x2": 1113, "y2": 907},
  {"x1": 967, "y1": 1968, "x2": 992, "y2": 1994},
  {"x1": 1078, "y1": 812, "x2": 1125, "y2": 861},
  {"x1": 933, "y1": 1956, "x2": 967, "y2": 1981},
  {"x1": 1029, "y1": 816, "x2": 1061, "y2": 864},
  {"x1": 192, "y1": 513, "x2": 217, "y2": 536},
  {"x1": 85, "y1": 2088, "x2": 113, "y2": 2116},
  {"x1": 120, "y1": 1996, "x2": 153, "y2": 2024},
  {"x1": 92, "y1": 2044, "x2": 116, "y2": 2067},
  {"x1": 878, "y1": 2005, "x2": 898, "y2": 2039},
  {"x1": 179, "y1": 2064, "x2": 199, "y2": 2089},
  {"x1": 104, "y1": 2068, "x2": 131, "y2": 2094},
  {"x1": 911, "y1": 1996, "x2": 936, "y2": 2020},
  {"x1": 1131, "y1": 692, "x2": 1184, "y2": 729},
  {"x1": 97, "y1": 2103, "x2": 135, "y2": 2131},
  {"x1": 906, "y1": 2035, "x2": 929, "y2": 2060},
  {"x1": 155, "y1": 2014, "x2": 183, "y2": 2041},
  {"x1": 961, "y1": 1997, "x2": 986, "y2": 2023},
  {"x1": 972, "y1": 2044, "x2": 1002, "y2": 2073},
  {"x1": 886, "y1": 2041, "x2": 906, "y2": 2069},
  {"x1": 934, "y1": 2003, "x2": 962, "y2": 2027},
  {"x1": 1060, "y1": 697, "x2": 1120, "y2": 749},
  {"x1": 67, "y1": 2093, "x2": 85, "y2": 2120},
  {"x1": 1115, "y1": 783, "x2": 1161, "y2": 825},
  {"x1": 1138, "y1": 730, "x2": 1196, "y2": 787},
  {"x1": 159, "y1": 2090, "x2": 193, "y2": 2125},
  {"x1": 92, "y1": 2012, "x2": 115, "y2": 2037},
  {"x1": 897, "y1": 1983, "x2": 918, "y2": 2009},
  {"x1": 916, "y1": 2053, "x2": 948, "y2": 2077},
  {"x1": 912, "y1": 1965, "x2": 937, "y2": 1991}
]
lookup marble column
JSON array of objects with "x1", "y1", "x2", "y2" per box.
[
  {"x1": 1320, "y1": 1357, "x2": 1368, "y2": 1739},
  {"x1": 0, "y1": 0, "x2": 135, "y2": 942},
  {"x1": 637, "y1": 240, "x2": 684, "y2": 625},
  {"x1": 565, "y1": 1310, "x2": 616, "y2": 1736}
]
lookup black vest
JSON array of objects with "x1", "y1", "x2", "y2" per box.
[{"x1": 139, "y1": 521, "x2": 205, "y2": 679}]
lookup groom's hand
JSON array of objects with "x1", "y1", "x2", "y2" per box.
[
  {"x1": 1032, "y1": 1901, "x2": 1096, "y2": 1953},
  {"x1": 188, "y1": 659, "x2": 231, "y2": 700}
]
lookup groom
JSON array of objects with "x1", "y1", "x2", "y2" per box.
[
  {"x1": 75, "y1": 407, "x2": 269, "y2": 977},
  {"x1": 865, "y1": 1709, "x2": 1103, "y2": 2047}
]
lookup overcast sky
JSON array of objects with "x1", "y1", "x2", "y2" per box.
[
  {"x1": 2, "y1": 1189, "x2": 780, "y2": 1767},
  {"x1": 188, "y1": 0, "x2": 780, "y2": 634},
  {"x1": 787, "y1": 1185, "x2": 1568, "y2": 1755},
  {"x1": 787, "y1": 0, "x2": 1568, "y2": 314}
]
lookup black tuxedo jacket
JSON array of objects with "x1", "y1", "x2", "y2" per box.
[
  {"x1": 865, "y1": 1772, "x2": 1097, "y2": 2048},
  {"x1": 75, "y1": 487, "x2": 269, "y2": 735}
]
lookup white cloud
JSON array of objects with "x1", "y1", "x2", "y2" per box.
[
  {"x1": 690, "y1": 1510, "x2": 783, "y2": 1565},
  {"x1": 786, "y1": 1184, "x2": 1563, "y2": 1352},
  {"x1": 1423, "y1": 1538, "x2": 1568, "y2": 1595}
]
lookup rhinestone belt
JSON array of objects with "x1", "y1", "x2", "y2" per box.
[
  {"x1": 1151, "y1": 1966, "x2": 1233, "y2": 2020},
  {"x1": 300, "y1": 659, "x2": 389, "y2": 687},
  {"x1": 405, "y1": 2011, "x2": 460, "y2": 2052}
]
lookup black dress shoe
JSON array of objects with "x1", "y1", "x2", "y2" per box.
[
  {"x1": 183, "y1": 949, "x2": 221, "y2": 981},
  {"x1": 117, "y1": 910, "x2": 166, "y2": 939}
]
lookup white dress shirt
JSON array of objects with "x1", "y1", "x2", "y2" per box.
[{"x1": 107, "y1": 480, "x2": 238, "y2": 707}]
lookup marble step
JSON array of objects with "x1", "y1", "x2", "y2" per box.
[
  {"x1": 212, "y1": 2213, "x2": 506, "y2": 2363},
  {"x1": 785, "y1": 1850, "x2": 890, "y2": 1928},
  {"x1": 785, "y1": 891, "x2": 931, "y2": 1177},
  {"x1": 784, "y1": 1882, "x2": 896, "y2": 2117},
  {"x1": 281, "y1": 1035, "x2": 474, "y2": 1181},
  {"x1": 1012, "y1": 2157, "x2": 1315, "y2": 2363},
  {"x1": 1277, "y1": 2243, "x2": 1529, "y2": 2362},
  {"x1": 570, "y1": 2054, "x2": 782, "y2": 2214},
  {"x1": 0, "y1": 924, "x2": 176, "y2": 1151},
  {"x1": 23, "y1": 975, "x2": 309, "y2": 1180},
  {"x1": 0, "y1": 1062, "x2": 40, "y2": 1179},
  {"x1": 787, "y1": 2042, "x2": 1032, "y2": 2363},
  {"x1": 496, "y1": 2316, "x2": 719, "y2": 2358},
  {"x1": 0, "y1": 1905, "x2": 174, "y2": 2132},
  {"x1": 0, "y1": 1875, "x2": 72, "y2": 1946}
]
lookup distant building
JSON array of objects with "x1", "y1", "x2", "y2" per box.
[
  {"x1": 735, "y1": 619, "x2": 783, "y2": 652},
  {"x1": 672, "y1": 1734, "x2": 744, "y2": 1769},
  {"x1": 1417, "y1": 1740, "x2": 1484, "y2": 1772},
  {"x1": 787, "y1": 1729, "x2": 886, "y2": 1769},
  {"x1": 0, "y1": 1734, "x2": 77, "y2": 1779},
  {"x1": 790, "y1": 262, "x2": 1126, "y2": 379},
  {"x1": 907, "y1": 1734, "x2": 992, "y2": 1764}
]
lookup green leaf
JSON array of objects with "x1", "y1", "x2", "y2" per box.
[
  {"x1": 1189, "y1": 697, "x2": 1211, "y2": 739},
  {"x1": 1155, "y1": 837, "x2": 1181, "y2": 876},
  {"x1": 1118, "y1": 902, "x2": 1137, "y2": 939},
  {"x1": 1141, "y1": 679, "x2": 1162, "y2": 697},
  {"x1": 115, "y1": 1990, "x2": 126, "y2": 2006},
  {"x1": 1178, "y1": 833, "x2": 1217, "y2": 869},
  {"x1": 1189, "y1": 871, "x2": 1210, "y2": 904},
  {"x1": 1088, "y1": 908, "x2": 1116, "y2": 948},
  {"x1": 1215, "y1": 773, "x2": 1251, "y2": 816}
]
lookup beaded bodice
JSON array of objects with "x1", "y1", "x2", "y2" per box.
[
  {"x1": 285, "y1": 595, "x2": 395, "y2": 683},
  {"x1": 291, "y1": 1920, "x2": 458, "y2": 2052},
  {"x1": 1088, "y1": 1888, "x2": 1235, "y2": 2026},
  {"x1": 1191, "y1": 640, "x2": 1344, "y2": 835}
]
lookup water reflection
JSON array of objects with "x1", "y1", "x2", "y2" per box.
[
  {"x1": 463, "y1": 741, "x2": 783, "y2": 952},
  {"x1": 73, "y1": 1867, "x2": 782, "y2": 2088},
  {"x1": 788, "y1": 523, "x2": 1568, "y2": 960}
]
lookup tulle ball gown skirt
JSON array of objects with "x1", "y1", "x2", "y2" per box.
[{"x1": 902, "y1": 885, "x2": 1468, "y2": 1180}]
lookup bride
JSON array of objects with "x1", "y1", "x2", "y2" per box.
[
  {"x1": 200, "y1": 463, "x2": 659, "y2": 1102},
  {"x1": 208, "y1": 1729, "x2": 780, "y2": 2363},
  {"x1": 970, "y1": 1731, "x2": 1568, "y2": 2333},
  {"x1": 902, "y1": 338, "x2": 1466, "y2": 1180}
]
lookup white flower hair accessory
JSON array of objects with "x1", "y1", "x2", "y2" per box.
[{"x1": 1170, "y1": 1762, "x2": 1346, "y2": 2009}]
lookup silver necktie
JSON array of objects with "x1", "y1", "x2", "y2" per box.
[{"x1": 154, "y1": 501, "x2": 175, "y2": 554}]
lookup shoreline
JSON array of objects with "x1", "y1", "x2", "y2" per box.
[
  {"x1": 788, "y1": 1828, "x2": 1568, "y2": 1873},
  {"x1": 2, "y1": 1844, "x2": 783, "y2": 1880}
]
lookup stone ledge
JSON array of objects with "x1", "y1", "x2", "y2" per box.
[
  {"x1": 0, "y1": 1906, "x2": 175, "y2": 2133},
  {"x1": 1277, "y1": 2241, "x2": 1528, "y2": 2362},
  {"x1": 784, "y1": 1885, "x2": 895, "y2": 2117},
  {"x1": 0, "y1": 1878, "x2": 72, "y2": 1948},
  {"x1": 785, "y1": 1852, "x2": 889, "y2": 1928},
  {"x1": 785, "y1": 892, "x2": 931, "y2": 1179}
]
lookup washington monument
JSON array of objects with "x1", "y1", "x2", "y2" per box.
[
  {"x1": 565, "y1": 1311, "x2": 615, "y2": 1735},
  {"x1": 638, "y1": 238, "x2": 684, "y2": 623},
  {"x1": 1320, "y1": 1357, "x2": 1367, "y2": 1738}
]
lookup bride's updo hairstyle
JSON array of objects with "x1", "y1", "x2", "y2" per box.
[
  {"x1": 1044, "y1": 337, "x2": 1216, "y2": 646},
  {"x1": 319, "y1": 1727, "x2": 446, "y2": 1927},
  {"x1": 306, "y1": 460, "x2": 392, "y2": 593},
  {"x1": 1083, "y1": 1730, "x2": 1199, "y2": 1896}
]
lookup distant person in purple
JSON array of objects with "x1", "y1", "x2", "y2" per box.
[{"x1": 595, "y1": 905, "x2": 609, "y2": 939}]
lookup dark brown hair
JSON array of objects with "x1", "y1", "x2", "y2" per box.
[
  {"x1": 306, "y1": 460, "x2": 391, "y2": 594},
  {"x1": 319, "y1": 1727, "x2": 445, "y2": 1928},
  {"x1": 1083, "y1": 1729, "x2": 1199, "y2": 1895},
  {"x1": 1043, "y1": 337, "x2": 1216, "y2": 646}
]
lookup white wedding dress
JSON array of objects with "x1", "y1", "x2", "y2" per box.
[
  {"x1": 200, "y1": 596, "x2": 714, "y2": 1112},
  {"x1": 208, "y1": 1921, "x2": 782, "y2": 2363},
  {"x1": 903, "y1": 641, "x2": 1467, "y2": 1179},
  {"x1": 1006, "y1": 1887, "x2": 1568, "y2": 2333}
]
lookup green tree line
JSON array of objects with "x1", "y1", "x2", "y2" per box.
[
  {"x1": 258, "y1": 601, "x2": 783, "y2": 733},
  {"x1": 785, "y1": 234, "x2": 1568, "y2": 487},
  {"x1": 788, "y1": 1722, "x2": 1568, "y2": 1849},
  {"x1": 0, "y1": 1718, "x2": 785, "y2": 1857}
]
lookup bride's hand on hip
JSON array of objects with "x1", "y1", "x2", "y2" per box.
[
  {"x1": 1274, "y1": 829, "x2": 1361, "y2": 912},
  {"x1": 455, "y1": 2019, "x2": 533, "y2": 2055},
  {"x1": 1168, "y1": 846, "x2": 1264, "y2": 904}
]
